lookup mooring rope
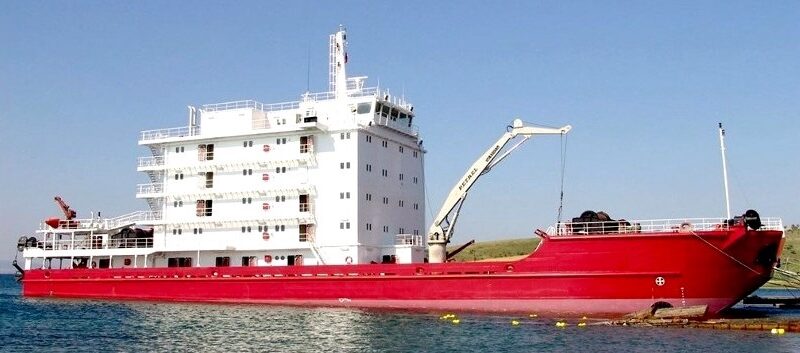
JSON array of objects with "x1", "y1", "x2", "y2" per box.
[
  {"x1": 690, "y1": 230, "x2": 760, "y2": 275},
  {"x1": 556, "y1": 132, "x2": 568, "y2": 234}
]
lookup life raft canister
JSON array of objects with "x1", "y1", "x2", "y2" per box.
[{"x1": 262, "y1": 232, "x2": 270, "y2": 240}]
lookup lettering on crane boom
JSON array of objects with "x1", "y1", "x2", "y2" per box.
[
  {"x1": 485, "y1": 144, "x2": 501, "y2": 162},
  {"x1": 459, "y1": 168, "x2": 478, "y2": 191}
]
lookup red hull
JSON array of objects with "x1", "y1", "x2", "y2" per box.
[{"x1": 21, "y1": 226, "x2": 783, "y2": 316}]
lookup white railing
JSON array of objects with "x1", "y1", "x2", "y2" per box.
[
  {"x1": 548, "y1": 217, "x2": 784, "y2": 236},
  {"x1": 201, "y1": 99, "x2": 299, "y2": 113},
  {"x1": 374, "y1": 114, "x2": 419, "y2": 137},
  {"x1": 31, "y1": 237, "x2": 154, "y2": 251},
  {"x1": 137, "y1": 155, "x2": 165, "y2": 168},
  {"x1": 38, "y1": 211, "x2": 162, "y2": 231},
  {"x1": 139, "y1": 126, "x2": 199, "y2": 142},
  {"x1": 106, "y1": 211, "x2": 162, "y2": 228},
  {"x1": 136, "y1": 183, "x2": 163, "y2": 195},
  {"x1": 395, "y1": 234, "x2": 423, "y2": 246}
]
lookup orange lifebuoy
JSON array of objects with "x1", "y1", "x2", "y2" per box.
[
  {"x1": 264, "y1": 255, "x2": 272, "y2": 263},
  {"x1": 345, "y1": 256, "x2": 353, "y2": 264},
  {"x1": 262, "y1": 173, "x2": 270, "y2": 181},
  {"x1": 262, "y1": 203, "x2": 270, "y2": 210},
  {"x1": 263, "y1": 144, "x2": 271, "y2": 152},
  {"x1": 262, "y1": 232, "x2": 270, "y2": 240}
]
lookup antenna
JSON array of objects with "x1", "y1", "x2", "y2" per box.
[
  {"x1": 719, "y1": 123, "x2": 731, "y2": 219},
  {"x1": 306, "y1": 45, "x2": 311, "y2": 92}
]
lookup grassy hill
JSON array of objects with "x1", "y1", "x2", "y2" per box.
[
  {"x1": 778, "y1": 225, "x2": 800, "y2": 273},
  {"x1": 451, "y1": 238, "x2": 540, "y2": 262}
]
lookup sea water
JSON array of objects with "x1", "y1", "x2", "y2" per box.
[{"x1": 2, "y1": 275, "x2": 799, "y2": 352}]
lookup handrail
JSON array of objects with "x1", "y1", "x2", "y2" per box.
[
  {"x1": 139, "y1": 126, "x2": 199, "y2": 142},
  {"x1": 38, "y1": 211, "x2": 162, "y2": 231},
  {"x1": 395, "y1": 234, "x2": 423, "y2": 246},
  {"x1": 31, "y1": 237, "x2": 154, "y2": 251},
  {"x1": 137, "y1": 155, "x2": 165, "y2": 168},
  {"x1": 549, "y1": 217, "x2": 783, "y2": 236},
  {"x1": 136, "y1": 183, "x2": 163, "y2": 195},
  {"x1": 201, "y1": 99, "x2": 300, "y2": 113}
]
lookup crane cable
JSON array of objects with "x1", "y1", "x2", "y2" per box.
[{"x1": 556, "y1": 132, "x2": 569, "y2": 234}]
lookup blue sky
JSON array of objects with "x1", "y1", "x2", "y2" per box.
[{"x1": 1, "y1": 1, "x2": 798, "y2": 272}]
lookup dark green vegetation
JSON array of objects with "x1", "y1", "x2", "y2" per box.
[
  {"x1": 778, "y1": 225, "x2": 800, "y2": 274},
  {"x1": 451, "y1": 238, "x2": 541, "y2": 262}
]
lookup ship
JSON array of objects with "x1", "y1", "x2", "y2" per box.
[{"x1": 12, "y1": 28, "x2": 785, "y2": 317}]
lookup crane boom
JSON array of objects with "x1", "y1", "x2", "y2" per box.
[
  {"x1": 427, "y1": 119, "x2": 571, "y2": 263},
  {"x1": 54, "y1": 196, "x2": 77, "y2": 220}
]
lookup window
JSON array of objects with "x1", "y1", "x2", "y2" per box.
[
  {"x1": 413, "y1": 151, "x2": 418, "y2": 158},
  {"x1": 366, "y1": 223, "x2": 372, "y2": 231},
  {"x1": 399, "y1": 227, "x2": 405, "y2": 234},
  {"x1": 399, "y1": 173, "x2": 404, "y2": 181},
  {"x1": 168, "y1": 257, "x2": 192, "y2": 267},
  {"x1": 340, "y1": 132, "x2": 351, "y2": 140},
  {"x1": 243, "y1": 141, "x2": 253, "y2": 147},
  {"x1": 413, "y1": 230, "x2": 419, "y2": 235},
  {"x1": 196, "y1": 199, "x2": 213, "y2": 217},
  {"x1": 215, "y1": 257, "x2": 230, "y2": 267},
  {"x1": 398, "y1": 200, "x2": 404, "y2": 207},
  {"x1": 242, "y1": 256, "x2": 257, "y2": 267},
  {"x1": 243, "y1": 169, "x2": 252, "y2": 176},
  {"x1": 204, "y1": 172, "x2": 214, "y2": 188},
  {"x1": 413, "y1": 176, "x2": 418, "y2": 184},
  {"x1": 366, "y1": 135, "x2": 372, "y2": 143},
  {"x1": 366, "y1": 193, "x2": 372, "y2": 201},
  {"x1": 273, "y1": 225, "x2": 286, "y2": 232},
  {"x1": 174, "y1": 146, "x2": 185, "y2": 153},
  {"x1": 339, "y1": 192, "x2": 351, "y2": 199},
  {"x1": 382, "y1": 140, "x2": 388, "y2": 148},
  {"x1": 357, "y1": 103, "x2": 372, "y2": 114},
  {"x1": 381, "y1": 169, "x2": 388, "y2": 177},
  {"x1": 198, "y1": 144, "x2": 214, "y2": 161},
  {"x1": 242, "y1": 197, "x2": 252, "y2": 204},
  {"x1": 383, "y1": 226, "x2": 389, "y2": 233},
  {"x1": 366, "y1": 163, "x2": 372, "y2": 172},
  {"x1": 399, "y1": 146, "x2": 404, "y2": 153},
  {"x1": 382, "y1": 197, "x2": 388, "y2": 205},
  {"x1": 300, "y1": 135, "x2": 312, "y2": 153},
  {"x1": 241, "y1": 226, "x2": 253, "y2": 233},
  {"x1": 339, "y1": 221, "x2": 351, "y2": 230},
  {"x1": 413, "y1": 203, "x2": 419, "y2": 210},
  {"x1": 274, "y1": 195, "x2": 286, "y2": 202},
  {"x1": 299, "y1": 194, "x2": 310, "y2": 212},
  {"x1": 275, "y1": 166, "x2": 287, "y2": 173},
  {"x1": 299, "y1": 224, "x2": 310, "y2": 242},
  {"x1": 174, "y1": 173, "x2": 184, "y2": 180}
]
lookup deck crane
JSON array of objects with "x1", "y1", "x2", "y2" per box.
[
  {"x1": 44, "y1": 196, "x2": 78, "y2": 229},
  {"x1": 54, "y1": 196, "x2": 77, "y2": 220},
  {"x1": 427, "y1": 119, "x2": 571, "y2": 263}
]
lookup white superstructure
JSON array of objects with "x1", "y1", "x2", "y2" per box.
[{"x1": 21, "y1": 28, "x2": 426, "y2": 270}]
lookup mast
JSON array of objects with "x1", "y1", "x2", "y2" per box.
[
  {"x1": 719, "y1": 123, "x2": 731, "y2": 219},
  {"x1": 330, "y1": 26, "x2": 348, "y2": 98}
]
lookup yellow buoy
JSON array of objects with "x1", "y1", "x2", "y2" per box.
[
  {"x1": 452, "y1": 319, "x2": 460, "y2": 324},
  {"x1": 555, "y1": 321, "x2": 567, "y2": 327},
  {"x1": 511, "y1": 320, "x2": 520, "y2": 326},
  {"x1": 529, "y1": 314, "x2": 538, "y2": 318},
  {"x1": 771, "y1": 328, "x2": 785, "y2": 335},
  {"x1": 578, "y1": 322, "x2": 587, "y2": 327}
]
